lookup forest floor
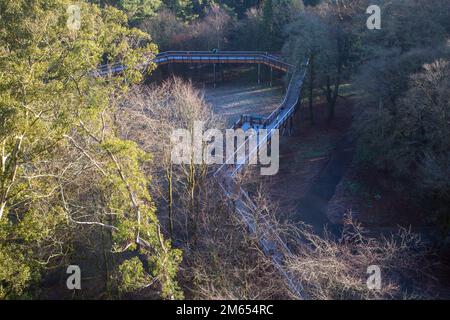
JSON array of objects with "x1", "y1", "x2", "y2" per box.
[
  {"x1": 201, "y1": 67, "x2": 286, "y2": 127},
  {"x1": 204, "y1": 77, "x2": 450, "y2": 297},
  {"x1": 260, "y1": 100, "x2": 353, "y2": 234},
  {"x1": 202, "y1": 73, "x2": 435, "y2": 229}
]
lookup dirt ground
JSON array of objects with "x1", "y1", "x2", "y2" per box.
[
  {"x1": 260, "y1": 101, "x2": 354, "y2": 233},
  {"x1": 201, "y1": 77, "x2": 285, "y2": 127},
  {"x1": 202, "y1": 76, "x2": 425, "y2": 233},
  {"x1": 202, "y1": 74, "x2": 354, "y2": 231},
  {"x1": 204, "y1": 77, "x2": 429, "y2": 234}
]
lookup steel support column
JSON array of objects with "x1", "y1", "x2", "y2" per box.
[
  {"x1": 270, "y1": 66, "x2": 273, "y2": 87},
  {"x1": 213, "y1": 63, "x2": 217, "y2": 88},
  {"x1": 289, "y1": 116, "x2": 294, "y2": 136},
  {"x1": 258, "y1": 63, "x2": 261, "y2": 85}
]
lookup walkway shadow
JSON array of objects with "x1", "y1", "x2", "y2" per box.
[{"x1": 294, "y1": 135, "x2": 354, "y2": 236}]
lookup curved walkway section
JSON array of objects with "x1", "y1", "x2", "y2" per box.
[
  {"x1": 93, "y1": 51, "x2": 294, "y2": 77},
  {"x1": 216, "y1": 60, "x2": 309, "y2": 177},
  {"x1": 154, "y1": 51, "x2": 294, "y2": 72},
  {"x1": 213, "y1": 62, "x2": 309, "y2": 299}
]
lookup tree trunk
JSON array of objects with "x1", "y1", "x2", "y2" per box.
[
  {"x1": 324, "y1": 35, "x2": 344, "y2": 123},
  {"x1": 167, "y1": 163, "x2": 174, "y2": 241},
  {"x1": 309, "y1": 54, "x2": 315, "y2": 125},
  {"x1": 325, "y1": 64, "x2": 342, "y2": 123}
]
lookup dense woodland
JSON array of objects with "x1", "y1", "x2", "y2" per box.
[{"x1": 0, "y1": 0, "x2": 449, "y2": 299}]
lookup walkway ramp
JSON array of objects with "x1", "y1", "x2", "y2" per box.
[{"x1": 214, "y1": 61, "x2": 309, "y2": 299}]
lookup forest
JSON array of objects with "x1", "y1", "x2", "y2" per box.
[{"x1": 0, "y1": 0, "x2": 449, "y2": 300}]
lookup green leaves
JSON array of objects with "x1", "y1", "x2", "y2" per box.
[
  {"x1": 117, "y1": 257, "x2": 151, "y2": 294},
  {"x1": 0, "y1": 0, "x2": 181, "y2": 299}
]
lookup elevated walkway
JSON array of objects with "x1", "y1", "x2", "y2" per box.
[
  {"x1": 154, "y1": 51, "x2": 294, "y2": 72},
  {"x1": 216, "y1": 61, "x2": 309, "y2": 177},
  {"x1": 94, "y1": 52, "x2": 309, "y2": 299},
  {"x1": 93, "y1": 51, "x2": 294, "y2": 77},
  {"x1": 213, "y1": 62, "x2": 309, "y2": 299}
]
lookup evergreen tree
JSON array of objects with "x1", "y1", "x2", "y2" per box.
[{"x1": 0, "y1": 0, "x2": 182, "y2": 299}]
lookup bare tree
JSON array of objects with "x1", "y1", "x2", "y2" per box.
[{"x1": 117, "y1": 78, "x2": 221, "y2": 242}]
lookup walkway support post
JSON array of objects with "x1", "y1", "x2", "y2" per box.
[
  {"x1": 289, "y1": 116, "x2": 294, "y2": 136},
  {"x1": 258, "y1": 63, "x2": 261, "y2": 85},
  {"x1": 309, "y1": 54, "x2": 315, "y2": 125},
  {"x1": 270, "y1": 66, "x2": 273, "y2": 87},
  {"x1": 220, "y1": 63, "x2": 225, "y2": 82},
  {"x1": 213, "y1": 63, "x2": 217, "y2": 88}
]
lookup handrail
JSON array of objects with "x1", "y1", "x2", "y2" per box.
[
  {"x1": 156, "y1": 50, "x2": 281, "y2": 56},
  {"x1": 216, "y1": 59, "x2": 309, "y2": 177},
  {"x1": 94, "y1": 50, "x2": 295, "y2": 76},
  {"x1": 258, "y1": 60, "x2": 309, "y2": 128},
  {"x1": 212, "y1": 62, "x2": 308, "y2": 178},
  {"x1": 231, "y1": 62, "x2": 309, "y2": 177},
  {"x1": 213, "y1": 60, "x2": 309, "y2": 299}
]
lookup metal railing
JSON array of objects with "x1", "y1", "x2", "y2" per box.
[
  {"x1": 214, "y1": 59, "x2": 309, "y2": 178},
  {"x1": 93, "y1": 51, "x2": 294, "y2": 76},
  {"x1": 212, "y1": 60, "x2": 310, "y2": 299},
  {"x1": 154, "y1": 52, "x2": 293, "y2": 72}
]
